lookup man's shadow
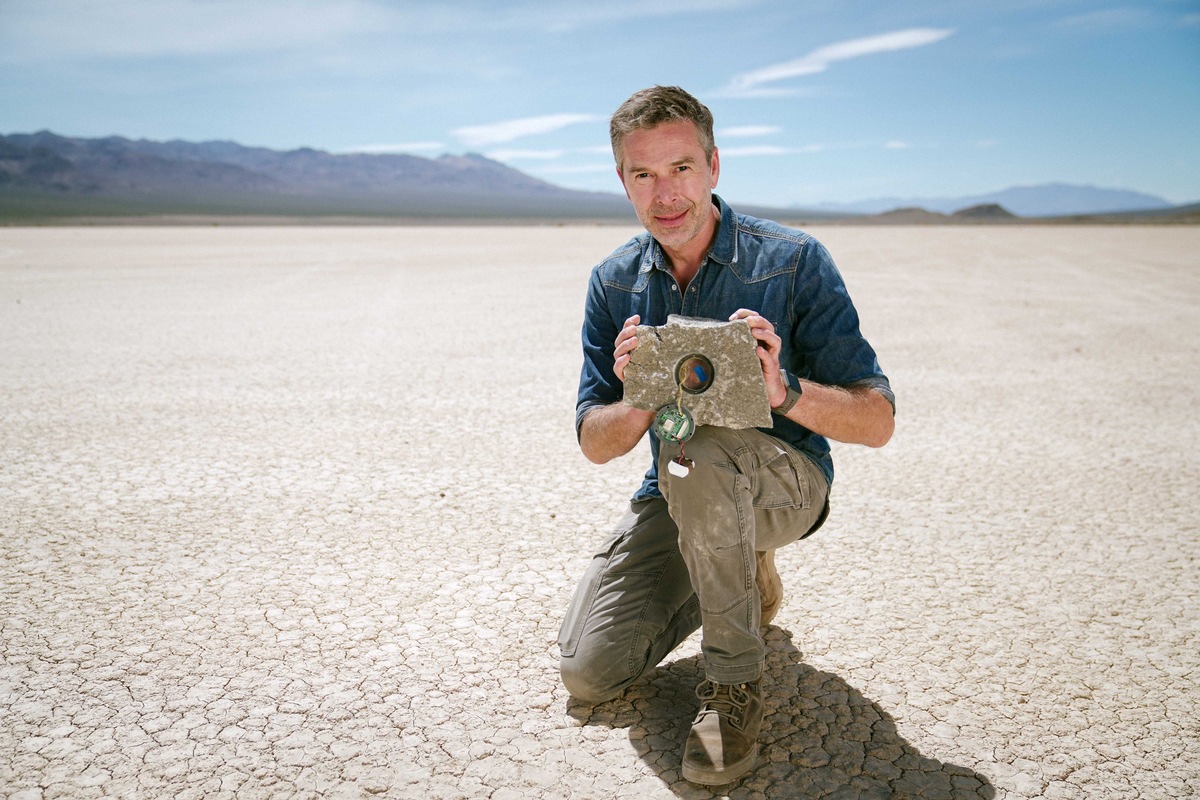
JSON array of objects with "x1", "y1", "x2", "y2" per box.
[{"x1": 566, "y1": 627, "x2": 995, "y2": 799}]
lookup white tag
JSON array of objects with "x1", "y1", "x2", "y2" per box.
[{"x1": 667, "y1": 457, "x2": 693, "y2": 478}]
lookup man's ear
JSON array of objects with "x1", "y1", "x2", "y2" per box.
[
  {"x1": 710, "y1": 147, "x2": 720, "y2": 189},
  {"x1": 617, "y1": 166, "x2": 632, "y2": 201}
]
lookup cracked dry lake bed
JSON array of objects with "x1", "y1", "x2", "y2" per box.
[{"x1": 1, "y1": 224, "x2": 1197, "y2": 799}]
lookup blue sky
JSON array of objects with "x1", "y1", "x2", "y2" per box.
[{"x1": 2, "y1": 0, "x2": 1198, "y2": 207}]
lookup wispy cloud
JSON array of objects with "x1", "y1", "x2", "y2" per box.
[
  {"x1": 342, "y1": 141, "x2": 446, "y2": 155},
  {"x1": 6, "y1": 0, "x2": 731, "y2": 62},
  {"x1": 0, "y1": 0, "x2": 390, "y2": 60},
  {"x1": 721, "y1": 144, "x2": 823, "y2": 157},
  {"x1": 717, "y1": 27, "x2": 954, "y2": 97},
  {"x1": 451, "y1": 113, "x2": 603, "y2": 148},
  {"x1": 535, "y1": 163, "x2": 619, "y2": 175},
  {"x1": 484, "y1": 148, "x2": 567, "y2": 161},
  {"x1": 527, "y1": 0, "x2": 756, "y2": 33},
  {"x1": 1054, "y1": 8, "x2": 1150, "y2": 32},
  {"x1": 884, "y1": 141, "x2": 910, "y2": 150},
  {"x1": 719, "y1": 125, "x2": 783, "y2": 138}
]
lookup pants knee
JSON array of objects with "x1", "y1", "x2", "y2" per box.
[{"x1": 559, "y1": 656, "x2": 625, "y2": 705}]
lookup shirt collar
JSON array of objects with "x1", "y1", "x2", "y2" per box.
[{"x1": 708, "y1": 194, "x2": 737, "y2": 266}]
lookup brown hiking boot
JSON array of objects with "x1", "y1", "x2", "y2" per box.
[
  {"x1": 756, "y1": 549, "x2": 782, "y2": 627},
  {"x1": 681, "y1": 679, "x2": 763, "y2": 785}
]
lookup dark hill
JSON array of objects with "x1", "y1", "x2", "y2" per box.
[
  {"x1": 952, "y1": 203, "x2": 1017, "y2": 220},
  {"x1": 875, "y1": 207, "x2": 951, "y2": 223}
]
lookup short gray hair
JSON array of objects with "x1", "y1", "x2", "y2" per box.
[{"x1": 609, "y1": 85, "x2": 715, "y2": 167}]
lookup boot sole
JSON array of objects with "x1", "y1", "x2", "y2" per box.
[{"x1": 681, "y1": 742, "x2": 758, "y2": 786}]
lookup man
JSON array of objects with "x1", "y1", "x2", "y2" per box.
[{"x1": 559, "y1": 85, "x2": 895, "y2": 786}]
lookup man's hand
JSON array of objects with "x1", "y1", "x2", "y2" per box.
[
  {"x1": 729, "y1": 308, "x2": 787, "y2": 408},
  {"x1": 612, "y1": 315, "x2": 642, "y2": 383},
  {"x1": 729, "y1": 308, "x2": 894, "y2": 448}
]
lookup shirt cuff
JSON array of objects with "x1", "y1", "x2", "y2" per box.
[
  {"x1": 575, "y1": 400, "x2": 607, "y2": 441},
  {"x1": 848, "y1": 377, "x2": 896, "y2": 416}
]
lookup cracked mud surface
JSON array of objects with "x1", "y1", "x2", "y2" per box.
[{"x1": 1, "y1": 225, "x2": 1197, "y2": 799}]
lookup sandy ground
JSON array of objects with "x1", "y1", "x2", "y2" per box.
[{"x1": 0, "y1": 224, "x2": 1197, "y2": 799}]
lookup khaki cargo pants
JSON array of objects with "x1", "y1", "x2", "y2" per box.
[{"x1": 558, "y1": 425, "x2": 829, "y2": 703}]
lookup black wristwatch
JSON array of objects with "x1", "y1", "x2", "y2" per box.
[{"x1": 772, "y1": 369, "x2": 803, "y2": 415}]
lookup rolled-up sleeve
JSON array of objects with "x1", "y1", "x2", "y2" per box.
[
  {"x1": 790, "y1": 240, "x2": 895, "y2": 415},
  {"x1": 575, "y1": 269, "x2": 622, "y2": 440}
]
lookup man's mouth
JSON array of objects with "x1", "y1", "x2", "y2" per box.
[{"x1": 653, "y1": 209, "x2": 688, "y2": 226}]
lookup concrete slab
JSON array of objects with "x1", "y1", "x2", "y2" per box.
[{"x1": 624, "y1": 315, "x2": 772, "y2": 430}]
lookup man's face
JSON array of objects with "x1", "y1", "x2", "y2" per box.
[{"x1": 617, "y1": 120, "x2": 720, "y2": 255}]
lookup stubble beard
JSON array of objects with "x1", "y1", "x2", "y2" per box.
[{"x1": 643, "y1": 199, "x2": 707, "y2": 252}]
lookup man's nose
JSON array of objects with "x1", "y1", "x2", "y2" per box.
[{"x1": 653, "y1": 176, "x2": 677, "y2": 204}]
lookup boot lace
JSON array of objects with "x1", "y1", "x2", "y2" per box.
[{"x1": 694, "y1": 680, "x2": 753, "y2": 730}]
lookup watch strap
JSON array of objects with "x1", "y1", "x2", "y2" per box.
[{"x1": 772, "y1": 369, "x2": 802, "y2": 415}]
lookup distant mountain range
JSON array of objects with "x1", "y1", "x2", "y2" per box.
[
  {"x1": 810, "y1": 183, "x2": 1177, "y2": 217},
  {"x1": 1, "y1": 131, "x2": 1195, "y2": 222},
  {"x1": 0, "y1": 130, "x2": 632, "y2": 220}
]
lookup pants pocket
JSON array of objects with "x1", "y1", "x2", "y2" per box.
[
  {"x1": 752, "y1": 450, "x2": 812, "y2": 511},
  {"x1": 799, "y1": 495, "x2": 831, "y2": 541}
]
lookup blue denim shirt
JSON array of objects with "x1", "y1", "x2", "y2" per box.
[{"x1": 577, "y1": 195, "x2": 893, "y2": 501}]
